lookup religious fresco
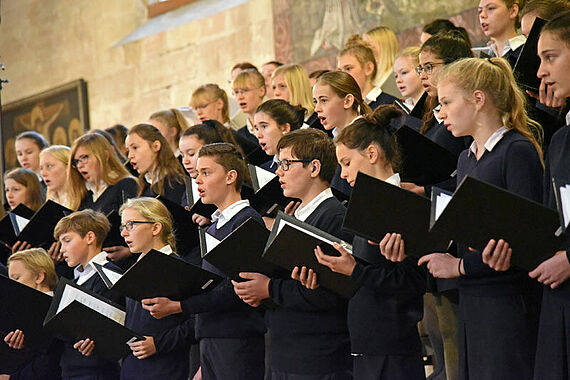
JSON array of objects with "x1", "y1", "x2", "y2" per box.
[
  {"x1": 273, "y1": 0, "x2": 487, "y2": 71},
  {"x1": 1, "y1": 80, "x2": 90, "y2": 170}
]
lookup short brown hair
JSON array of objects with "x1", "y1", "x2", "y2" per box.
[
  {"x1": 198, "y1": 143, "x2": 247, "y2": 191},
  {"x1": 54, "y1": 209, "x2": 110, "y2": 248},
  {"x1": 276, "y1": 129, "x2": 337, "y2": 184},
  {"x1": 8, "y1": 248, "x2": 58, "y2": 291}
]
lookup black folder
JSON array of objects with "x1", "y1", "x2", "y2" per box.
[
  {"x1": 43, "y1": 278, "x2": 142, "y2": 362},
  {"x1": 185, "y1": 177, "x2": 218, "y2": 219},
  {"x1": 514, "y1": 17, "x2": 547, "y2": 92},
  {"x1": 96, "y1": 250, "x2": 221, "y2": 301},
  {"x1": 0, "y1": 342, "x2": 29, "y2": 374},
  {"x1": 429, "y1": 176, "x2": 563, "y2": 270},
  {"x1": 232, "y1": 130, "x2": 271, "y2": 167},
  {"x1": 10, "y1": 204, "x2": 35, "y2": 220},
  {"x1": 102, "y1": 210, "x2": 127, "y2": 248},
  {"x1": 395, "y1": 125, "x2": 458, "y2": 185},
  {"x1": 16, "y1": 200, "x2": 72, "y2": 249},
  {"x1": 0, "y1": 275, "x2": 53, "y2": 350},
  {"x1": 262, "y1": 211, "x2": 357, "y2": 298},
  {"x1": 247, "y1": 164, "x2": 300, "y2": 215},
  {"x1": 552, "y1": 177, "x2": 570, "y2": 239},
  {"x1": 200, "y1": 218, "x2": 283, "y2": 281},
  {"x1": 0, "y1": 204, "x2": 34, "y2": 251},
  {"x1": 343, "y1": 172, "x2": 450, "y2": 261},
  {"x1": 157, "y1": 195, "x2": 199, "y2": 254}
]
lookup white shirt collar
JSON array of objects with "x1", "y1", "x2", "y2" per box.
[
  {"x1": 332, "y1": 115, "x2": 362, "y2": 138},
  {"x1": 137, "y1": 244, "x2": 173, "y2": 262},
  {"x1": 403, "y1": 97, "x2": 415, "y2": 111},
  {"x1": 433, "y1": 104, "x2": 443, "y2": 124},
  {"x1": 86, "y1": 180, "x2": 108, "y2": 202},
  {"x1": 468, "y1": 126, "x2": 509, "y2": 157},
  {"x1": 144, "y1": 170, "x2": 160, "y2": 185},
  {"x1": 75, "y1": 251, "x2": 109, "y2": 285},
  {"x1": 566, "y1": 110, "x2": 570, "y2": 126},
  {"x1": 246, "y1": 118, "x2": 255, "y2": 135},
  {"x1": 492, "y1": 35, "x2": 526, "y2": 57},
  {"x1": 385, "y1": 173, "x2": 401, "y2": 187},
  {"x1": 365, "y1": 86, "x2": 383, "y2": 104},
  {"x1": 211, "y1": 199, "x2": 250, "y2": 229},
  {"x1": 294, "y1": 188, "x2": 334, "y2": 222}
]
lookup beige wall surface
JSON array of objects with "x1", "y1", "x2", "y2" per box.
[{"x1": 0, "y1": 0, "x2": 276, "y2": 129}]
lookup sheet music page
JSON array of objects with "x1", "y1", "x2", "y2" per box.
[
  {"x1": 256, "y1": 166, "x2": 276, "y2": 189},
  {"x1": 205, "y1": 232, "x2": 221, "y2": 252},
  {"x1": 560, "y1": 184, "x2": 570, "y2": 228},
  {"x1": 57, "y1": 283, "x2": 126, "y2": 325},
  {"x1": 435, "y1": 193, "x2": 452, "y2": 221},
  {"x1": 191, "y1": 178, "x2": 200, "y2": 205},
  {"x1": 276, "y1": 219, "x2": 352, "y2": 254},
  {"x1": 14, "y1": 215, "x2": 29, "y2": 232},
  {"x1": 101, "y1": 267, "x2": 122, "y2": 285}
]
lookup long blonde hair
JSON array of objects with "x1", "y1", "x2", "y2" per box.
[
  {"x1": 119, "y1": 197, "x2": 176, "y2": 252},
  {"x1": 272, "y1": 64, "x2": 315, "y2": 114},
  {"x1": 438, "y1": 57, "x2": 543, "y2": 164},
  {"x1": 40, "y1": 145, "x2": 70, "y2": 205},
  {"x1": 364, "y1": 26, "x2": 399, "y2": 81},
  {"x1": 190, "y1": 84, "x2": 230, "y2": 124},
  {"x1": 67, "y1": 133, "x2": 134, "y2": 210}
]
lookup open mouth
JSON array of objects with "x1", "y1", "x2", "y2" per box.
[
  {"x1": 318, "y1": 116, "x2": 327, "y2": 124},
  {"x1": 481, "y1": 23, "x2": 489, "y2": 32}
]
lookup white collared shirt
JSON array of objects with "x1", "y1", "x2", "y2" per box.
[
  {"x1": 144, "y1": 170, "x2": 160, "y2": 186},
  {"x1": 246, "y1": 118, "x2": 255, "y2": 135},
  {"x1": 385, "y1": 173, "x2": 401, "y2": 187},
  {"x1": 211, "y1": 199, "x2": 250, "y2": 229},
  {"x1": 468, "y1": 126, "x2": 509, "y2": 157},
  {"x1": 365, "y1": 86, "x2": 383, "y2": 104},
  {"x1": 86, "y1": 180, "x2": 108, "y2": 202},
  {"x1": 491, "y1": 35, "x2": 526, "y2": 58},
  {"x1": 75, "y1": 251, "x2": 109, "y2": 285},
  {"x1": 403, "y1": 98, "x2": 415, "y2": 111},
  {"x1": 138, "y1": 244, "x2": 173, "y2": 262},
  {"x1": 433, "y1": 104, "x2": 443, "y2": 124},
  {"x1": 294, "y1": 188, "x2": 334, "y2": 222}
]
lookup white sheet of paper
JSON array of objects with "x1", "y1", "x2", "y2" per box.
[
  {"x1": 255, "y1": 166, "x2": 276, "y2": 189},
  {"x1": 14, "y1": 215, "x2": 29, "y2": 232},
  {"x1": 205, "y1": 232, "x2": 221, "y2": 252},
  {"x1": 276, "y1": 219, "x2": 352, "y2": 254},
  {"x1": 191, "y1": 178, "x2": 201, "y2": 205},
  {"x1": 57, "y1": 283, "x2": 126, "y2": 325},
  {"x1": 560, "y1": 184, "x2": 570, "y2": 228},
  {"x1": 435, "y1": 193, "x2": 452, "y2": 221},
  {"x1": 101, "y1": 267, "x2": 123, "y2": 286}
]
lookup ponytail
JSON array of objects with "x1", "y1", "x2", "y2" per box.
[
  {"x1": 256, "y1": 99, "x2": 306, "y2": 131},
  {"x1": 315, "y1": 71, "x2": 372, "y2": 116}
]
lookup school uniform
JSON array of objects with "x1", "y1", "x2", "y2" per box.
[
  {"x1": 79, "y1": 177, "x2": 138, "y2": 215},
  {"x1": 260, "y1": 156, "x2": 279, "y2": 174},
  {"x1": 0, "y1": 262, "x2": 6, "y2": 276},
  {"x1": 488, "y1": 35, "x2": 526, "y2": 68},
  {"x1": 141, "y1": 174, "x2": 188, "y2": 207},
  {"x1": 179, "y1": 200, "x2": 266, "y2": 380},
  {"x1": 9, "y1": 332, "x2": 63, "y2": 380},
  {"x1": 365, "y1": 86, "x2": 398, "y2": 111},
  {"x1": 348, "y1": 174, "x2": 426, "y2": 380},
  {"x1": 456, "y1": 127, "x2": 543, "y2": 380},
  {"x1": 60, "y1": 252, "x2": 124, "y2": 380},
  {"x1": 121, "y1": 245, "x2": 194, "y2": 380},
  {"x1": 266, "y1": 189, "x2": 353, "y2": 379},
  {"x1": 534, "y1": 114, "x2": 570, "y2": 380}
]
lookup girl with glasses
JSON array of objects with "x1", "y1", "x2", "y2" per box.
[{"x1": 189, "y1": 84, "x2": 230, "y2": 126}]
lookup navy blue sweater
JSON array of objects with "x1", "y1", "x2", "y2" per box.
[
  {"x1": 180, "y1": 206, "x2": 266, "y2": 339},
  {"x1": 60, "y1": 262, "x2": 124, "y2": 379},
  {"x1": 349, "y1": 236, "x2": 426, "y2": 355},
  {"x1": 121, "y1": 254, "x2": 194, "y2": 380},
  {"x1": 266, "y1": 197, "x2": 352, "y2": 375},
  {"x1": 141, "y1": 175, "x2": 188, "y2": 207},
  {"x1": 79, "y1": 177, "x2": 138, "y2": 215},
  {"x1": 368, "y1": 92, "x2": 398, "y2": 110},
  {"x1": 10, "y1": 339, "x2": 63, "y2": 380},
  {"x1": 457, "y1": 130, "x2": 543, "y2": 296},
  {"x1": 543, "y1": 124, "x2": 570, "y2": 297}
]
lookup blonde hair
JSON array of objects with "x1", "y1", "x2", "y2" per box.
[
  {"x1": 364, "y1": 26, "x2": 399, "y2": 81},
  {"x1": 149, "y1": 109, "x2": 190, "y2": 143},
  {"x1": 67, "y1": 133, "x2": 134, "y2": 210},
  {"x1": 232, "y1": 69, "x2": 266, "y2": 93},
  {"x1": 8, "y1": 248, "x2": 57, "y2": 291},
  {"x1": 340, "y1": 34, "x2": 378, "y2": 83},
  {"x1": 54, "y1": 209, "x2": 111, "y2": 248},
  {"x1": 438, "y1": 57, "x2": 543, "y2": 164},
  {"x1": 272, "y1": 64, "x2": 315, "y2": 114},
  {"x1": 395, "y1": 46, "x2": 421, "y2": 68},
  {"x1": 4, "y1": 168, "x2": 43, "y2": 211},
  {"x1": 40, "y1": 145, "x2": 70, "y2": 205},
  {"x1": 190, "y1": 84, "x2": 230, "y2": 123},
  {"x1": 119, "y1": 197, "x2": 176, "y2": 252}
]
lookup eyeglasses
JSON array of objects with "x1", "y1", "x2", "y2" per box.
[
  {"x1": 415, "y1": 62, "x2": 445, "y2": 76},
  {"x1": 193, "y1": 101, "x2": 214, "y2": 111},
  {"x1": 71, "y1": 154, "x2": 90, "y2": 168},
  {"x1": 119, "y1": 220, "x2": 154, "y2": 233},
  {"x1": 232, "y1": 88, "x2": 253, "y2": 96},
  {"x1": 276, "y1": 159, "x2": 313, "y2": 171}
]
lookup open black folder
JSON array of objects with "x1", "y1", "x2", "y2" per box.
[
  {"x1": 343, "y1": 172, "x2": 450, "y2": 262},
  {"x1": 0, "y1": 275, "x2": 53, "y2": 350},
  {"x1": 262, "y1": 211, "x2": 357, "y2": 298},
  {"x1": 16, "y1": 200, "x2": 72, "y2": 249},
  {"x1": 199, "y1": 218, "x2": 283, "y2": 280},
  {"x1": 94, "y1": 250, "x2": 221, "y2": 301},
  {"x1": 185, "y1": 177, "x2": 218, "y2": 219},
  {"x1": 248, "y1": 164, "x2": 300, "y2": 215},
  {"x1": 429, "y1": 176, "x2": 564, "y2": 271},
  {"x1": 514, "y1": 17, "x2": 547, "y2": 92},
  {"x1": 43, "y1": 278, "x2": 143, "y2": 362},
  {"x1": 0, "y1": 204, "x2": 35, "y2": 249},
  {"x1": 102, "y1": 210, "x2": 126, "y2": 248},
  {"x1": 394, "y1": 125, "x2": 458, "y2": 186},
  {"x1": 157, "y1": 195, "x2": 199, "y2": 254}
]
